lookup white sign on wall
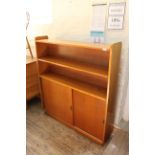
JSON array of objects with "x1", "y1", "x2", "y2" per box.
[
  {"x1": 108, "y1": 16, "x2": 124, "y2": 30},
  {"x1": 109, "y1": 3, "x2": 125, "y2": 16},
  {"x1": 91, "y1": 4, "x2": 107, "y2": 32},
  {"x1": 108, "y1": 2, "x2": 126, "y2": 30},
  {"x1": 91, "y1": 4, "x2": 107, "y2": 43}
]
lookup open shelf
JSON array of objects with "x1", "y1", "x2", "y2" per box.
[
  {"x1": 36, "y1": 39, "x2": 110, "y2": 51},
  {"x1": 38, "y1": 57, "x2": 108, "y2": 79},
  {"x1": 40, "y1": 72, "x2": 107, "y2": 101}
]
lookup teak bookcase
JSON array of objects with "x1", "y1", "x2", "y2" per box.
[{"x1": 35, "y1": 36, "x2": 121, "y2": 144}]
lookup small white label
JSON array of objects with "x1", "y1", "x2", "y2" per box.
[
  {"x1": 102, "y1": 47, "x2": 108, "y2": 52},
  {"x1": 109, "y1": 3, "x2": 126, "y2": 16},
  {"x1": 108, "y1": 16, "x2": 124, "y2": 30}
]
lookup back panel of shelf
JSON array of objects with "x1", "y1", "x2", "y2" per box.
[{"x1": 36, "y1": 42, "x2": 110, "y2": 68}]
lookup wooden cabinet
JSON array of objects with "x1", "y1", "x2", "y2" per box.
[
  {"x1": 41, "y1": 79, "x2": 73, "y2": 126},
  {"x1": 35, "y1": 36, "x2": 121, "y2": 144}
]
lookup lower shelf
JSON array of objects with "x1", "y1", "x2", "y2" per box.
[{"x1": 40, "y1": 73, "x2": 107, "y2": 101}]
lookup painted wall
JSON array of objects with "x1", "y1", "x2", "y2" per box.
[{"x1": 27, "y1": 0, "x2": 129, "y2": 126}]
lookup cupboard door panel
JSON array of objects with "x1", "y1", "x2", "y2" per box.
[
  {"x1": 41, "y1": 79, "x2": 73, "y2": 125},
  {"x1": 73, "y1": 90, "x2": 106, "y2": 140}
]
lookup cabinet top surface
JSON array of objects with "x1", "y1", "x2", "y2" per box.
[{"x1": 36, "y1": 39, "x2": 120, "y2": 51}]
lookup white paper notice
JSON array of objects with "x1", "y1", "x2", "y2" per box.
[
  {"x1": 91, "y1": 4, "x2": 107, "y2": 32},
  {"x1": 108, "y1": 16, "x2": 124, "y2": 29}
]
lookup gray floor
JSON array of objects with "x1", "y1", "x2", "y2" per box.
[
  {"x1": 118, "y1": 119, "x2": 129, "y2": 132},
  {"x1": 27, "y1": 98, "x2": 129, "y2": 155}
]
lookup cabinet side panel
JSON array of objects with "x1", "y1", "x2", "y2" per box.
[
  {"x1": 35, "y1": 36, "x2": 49, "y2": 109},
  {"x1": 105, "y1": 42, "x2": 122, "y2": 141},
  {"x1": 35, "y1": 35, "x2": 49, "y2": 58},
  {"x1": 35, "y1": 43, "x2": 49, "y2": 58}
]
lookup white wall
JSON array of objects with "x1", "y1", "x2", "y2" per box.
[{"x1": 27, "y1": 0, "x2": 129, "y2": 125}]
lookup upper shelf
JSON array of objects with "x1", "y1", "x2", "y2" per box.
[
  {"x1": 36, "y1": 39, "x2": 110, "y2": 51},
  {"x1": 38, "y1": 56, "x2": 108, "y2": 79}
]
